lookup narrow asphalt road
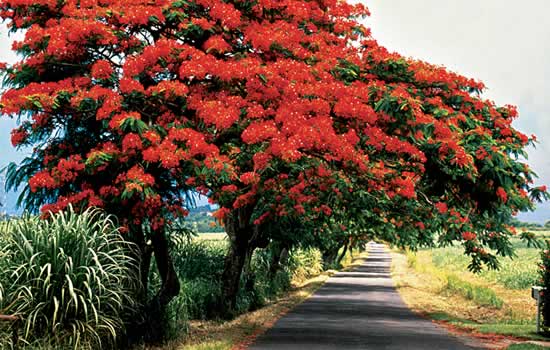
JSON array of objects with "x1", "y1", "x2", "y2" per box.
[{"x1": 249, "y1": 243, "x2": 480, "y2": 349}]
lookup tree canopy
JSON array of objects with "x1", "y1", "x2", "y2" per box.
[{"x1": 1, "y1": 0, "x2": 547, "y2": 317}]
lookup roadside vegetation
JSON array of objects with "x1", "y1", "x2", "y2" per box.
[
  {"x1": 0, "y1": 210, "x2": 361, "y2": 349},
  {"x1": 392, "y1": 232, "x2": 550, "y2": 344}
]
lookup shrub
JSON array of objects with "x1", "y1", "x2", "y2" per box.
[
  {"x1": 0, "y1": 207, "x2": 139, "y2": 349},
  {"x1": 288, "y1": 248, "x2": 324, "y2": 284},
  {"x1": 163, "y1": 240, "x2": 324, "y2": 325}
]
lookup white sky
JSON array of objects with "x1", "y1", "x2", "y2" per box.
[{"x1": 0, "y1": 1, "x2": 549, "y2": 221}]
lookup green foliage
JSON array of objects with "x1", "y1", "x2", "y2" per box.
[
  {"x1": 0, "y1": 207, "x2": 140, "y2": 349},
  {"x1": 168, "y1": 237, "x2": 227, "y2": 320}
]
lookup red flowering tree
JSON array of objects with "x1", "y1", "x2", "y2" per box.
[{"x1": 1, "y1": 0, "x2": 547, "y2": 320}]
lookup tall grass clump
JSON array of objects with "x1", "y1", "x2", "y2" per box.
[
  {"x1": 288, "y1": 247, "x2": 324, "y2": 284},
  {"x1": 0, "y1": 207, "x2": 140, "y2": 349},
  {"x1": 445, "y1": 274, "x2": 504, "y2": 309}
]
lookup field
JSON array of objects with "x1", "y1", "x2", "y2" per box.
[
  {"x1": 393, "y1": 231, "x2": 550, "y2": 346},
  {"x1": 393, "y1": 230, "x2": 550, "y2": 345}
]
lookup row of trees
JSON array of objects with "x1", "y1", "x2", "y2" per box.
[{"x1": 0, "y1": 0, "x2": 547, "y2": 338}]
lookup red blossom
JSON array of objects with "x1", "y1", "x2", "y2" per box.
[
  {"x1": 240, "y1": 172, "x2": 259, "y2": 185},
  {"x1": 496, "y1": 187, "x2": 508, "y2": 203},
  {"x1": 461, "y1": 231, "x2": 477, "y2": 241},
  {"x1": 434, "y1": 202, "x2": 448, "y2": 214},
  {"x1": 91, "y1": 60, "x2": 113, "y2": 79},
  {"x1": 10, "y1": 128, "x2": 28, "y2": 146}
]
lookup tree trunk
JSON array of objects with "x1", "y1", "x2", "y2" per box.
[
  {"x1": 322, "y1": 248, "x2": 339, "y2": 268},
  {"x1": 151, "y1": 232, "x2": 180, "y2": 307},
  {"x1": 268, "y1": 244, "x2": 283, "y2": 279},
  {"x1": 140, "y1": 243, "x2": 153, "y2": 299},
  {"x1": 268, "y1": 243, "x2": 289, "y2": 279},
  {"x1": 337, "y1": 241, "x2": 349, "y2": 265},
  {"x1": 220, "y1": 235, "x2": 250, "y2": 318},
  {"x1": 134, "y1": 231, "x2": 181, "y2": 343},
  {"x1": 219, "y1": 206, "x2": 255, "y2": 318}
]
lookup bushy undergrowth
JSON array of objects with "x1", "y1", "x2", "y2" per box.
[
  {"x1": 170, "y1": 237, "x2": 227, "y2": 320},
  {"x1": 0, "y1": 208, "x2": 139, "y2": 349},
  {"x1": 288, "y1": 248, "x2": 324, "y2": 284}
]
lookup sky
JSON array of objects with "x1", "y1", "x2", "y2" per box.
[
  {"x1": 362, "y1": 0, "x2": 550, "y2": 223},
  {"x1": 0, "y1": 1, "x2": 549, "y2": 221}
]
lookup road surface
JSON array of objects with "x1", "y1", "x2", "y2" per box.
[{"x1": 250, "y1": 243, "x2": 480, "y2": 349}]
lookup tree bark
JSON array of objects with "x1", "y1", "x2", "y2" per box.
[
  {"x1": 140, "y1": 243, "x2": 153, "y2": 299},
  {"x1": 220, "y1": 234, "x2": 250, "y2": 318},
  {"x1": 219, "y1": 206, "x2": 255, "y2": 318},
  {"x1": 151, "y1": 232, "x2": 180, "y2": 306}
]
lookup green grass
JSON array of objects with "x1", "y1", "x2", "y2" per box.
[
  {"x1": 507, "y1": 344, "x2": 550, "y2": 350},
  {"x1": 427, "y1": 312, "x2": 547, "y2": 341},
  {"x1": 397, "y1": 247, "x2": 548, "y2": 342},
  {"x1": 431, "y1": 245, "x2": 540, "y2": 290},
  {"x1": 445, "y1": 274, "x2": 503, "y2": 308}
]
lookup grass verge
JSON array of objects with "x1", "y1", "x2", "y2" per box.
[{"x1": 391, "y1": 249, "x2": 550, "y2": 348}]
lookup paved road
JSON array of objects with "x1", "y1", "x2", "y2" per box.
[{"x1": 250, "y1": 243, "x2": 480, "y2": 349}]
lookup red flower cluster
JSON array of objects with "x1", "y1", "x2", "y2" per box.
[
  {"x1": 461, "y1": 231, "x2": 477, "y2": 241},
  {"x1": 10, "y1": 128, "x2": 28, "y2": 146},
  {"x1": 496, "y1": 187, "x2": 508, "y2": 203},
  {"x1": 91, "y1": 60, "x2": 113, "y2": 79}
]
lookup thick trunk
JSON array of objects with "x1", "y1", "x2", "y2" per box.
[
  {"x1": 268, "y1": 244, "x2": 283, "y2": 279},
  {"x1": 220, "y1": 235, "x2": 250, "y2": 318},
  {"x1": 140, "y1": 243, "x2": 153, "y2": 299},
  {"x1": 219, "y1": 206, "x2": 255, "y2": 318},
  {"x1": 243, "y1": 245, "x2": 257, "y2": 293},
  {"x1": 134, "y1": 232, "x2": 181, "y2": 343},
  {"x1": 151, "y1": 232, "x2": 180, "y2": 307},
  {"x1": 322, "y1": 248, "x2": 339, "y2": 268},
  {"x1": 124, "y1": 226, "x2": 178, "y2": 345}
]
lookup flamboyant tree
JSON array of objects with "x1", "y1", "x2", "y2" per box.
[{"x1": 1, "y1": 0, "x2": 547, "y2": 320}]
